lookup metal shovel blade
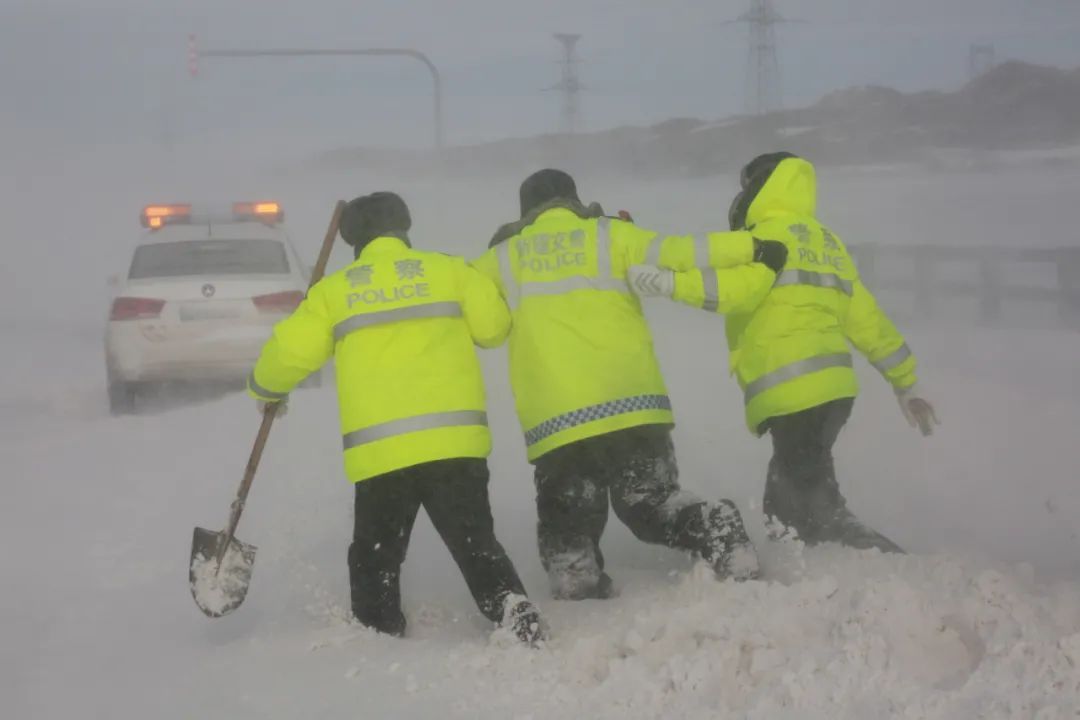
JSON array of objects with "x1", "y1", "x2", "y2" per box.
[{"x1": 189, "y1": 526, "x2": 257, "y2": 618}]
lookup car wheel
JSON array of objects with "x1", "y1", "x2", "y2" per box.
[{"x1": 108, "y1": 377, "x2": 137, "y2": 416}]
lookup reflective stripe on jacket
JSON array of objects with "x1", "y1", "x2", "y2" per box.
[
  {"x1": 249, "y1": 236, "x2": 508, "y2": 482},
  {"x1": 473, "y1": 206, "x2": 774, "y2": 460}
]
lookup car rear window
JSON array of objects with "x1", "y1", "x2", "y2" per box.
[{"x1": 129, "y1": 240, "x2": 291, "y2": 279}]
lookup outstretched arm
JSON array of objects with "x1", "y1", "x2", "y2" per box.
[
  {"x1": 248, "y1": 283, "x2": 334, "y2": 402},
  {"x1": 844, "y1": 279, "x2": 939, "y2": 435},
  {"x1": 628, "y1": 263, "x2": 778, "y2": 315},
  {"x1": 620, "y1": 221, "x2": 757, "y2": 271},
  {"x1": 844, "y1": 279, "x2": 917, "y2": 390}
]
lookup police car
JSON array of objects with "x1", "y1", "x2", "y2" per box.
[{"x1": 105, "y1": 202, "x2": 313, "y2": 415}]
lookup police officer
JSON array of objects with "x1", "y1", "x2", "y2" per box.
[
  {"x1": 472, "y1": 169, "x2": 786, "y2": 600},
  {"x1": 248, "y1": 192, "x2": 544, "y2": 643},
  {"x1": 630, "y1": 153, "x2": 938, "y2": 552}
]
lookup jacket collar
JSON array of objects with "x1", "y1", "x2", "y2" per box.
[
  {"x1": 357, "y1": 234, "x2": 410, "y2": 259},
  {"x1": 489, "y1": 199, "x2": 601, "y2": 248}
]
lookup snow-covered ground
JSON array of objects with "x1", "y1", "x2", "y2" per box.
[{"x1": 3, "y1": 138, "x2": 1080, "y2": 718}]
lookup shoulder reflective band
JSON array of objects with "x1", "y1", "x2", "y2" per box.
[
  {"x1": 595, "y1": 216, "x2": 613, "y2": 278},
  {"x1": 248, "y1": 371, "x2": 289, "y2": 401},
  {"x1": 701, "y1": 268, "x2": 720, "y2": 313},
  {"x1": 524, "y1": 394, "x2": 672, "y2": 447},
  {"x1": 333, "y1": 302, "x2": 462, "y2": 341},
  {"x1": 343, "y1": 410, "x2": 488, "y2": 449},
  {"x1": 497, "y1": 242, "x2": 520, "y2": 310},
  {"x1": 743, "y1": 353, "x2": 853, "y2": 403},
  {"x1": 774, "y1": 269, "x2": 854, "y2": 296},
  {"x1": 872, "y1": 343, "x2": 912, "y2": 375}
]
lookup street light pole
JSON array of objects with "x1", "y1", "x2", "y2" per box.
[{"x1": 196, "y1": 46, "x2": 445, "y2": 150}]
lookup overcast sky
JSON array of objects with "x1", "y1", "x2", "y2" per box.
[{"x1": 2, "y1": 0, "x2": 1080, "y2": 150}]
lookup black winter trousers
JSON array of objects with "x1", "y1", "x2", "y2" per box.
[
  {"x1": 533, "y1": 425, "x2": 720, "y2": 599},
  {"x1": 348, "y1": 458, "x2": 527, "y2": 636},
  {"x1": 762, "y1": 398, "x2": 902, "y2": 552},
  {"x1": 763, "y1": 398, "x2": 853, "y2": 512}
]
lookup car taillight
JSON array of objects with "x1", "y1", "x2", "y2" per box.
[
  {"x1": 252, "y1": 290, "x2": 304, "y2": 314},
  {"x1": 110, "y1": 297, "x2": 165, "y2": 321}
]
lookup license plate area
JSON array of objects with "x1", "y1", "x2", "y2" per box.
[{"x1": 180, "y1": 302, "x2": 244, "y2": 322}]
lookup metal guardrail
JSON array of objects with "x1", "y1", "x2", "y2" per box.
[{"x1": 849, "y1": 245, "x2": 1080, "y2": 328}]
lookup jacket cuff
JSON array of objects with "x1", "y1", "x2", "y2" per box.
[
  {"x1": 893, "y1": 377, "x2": 919, "y2": 395},
  {"x1": 247, "y1": 371, "x2": 290, "y2": 402}
]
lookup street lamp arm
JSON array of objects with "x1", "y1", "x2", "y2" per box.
[{"x1": 199, "y1": 47, "x2": 444, "y2": 149}]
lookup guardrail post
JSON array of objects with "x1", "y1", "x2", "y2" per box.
[
  {"x1": 979, "y1": 256, "x2": 1002, "y2": 324},
  {"x1": 852, "y1": 244, "x2": 876, "y2": 287},
  {"x1": 913, "y1": 249, "x2": 934, "y2": 316},
  {"x1": 1058, "y1": 248, "x2": 1080, "y2": 328}
]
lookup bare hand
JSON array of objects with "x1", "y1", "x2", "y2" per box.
[{"x1": 897, "y1": 386, "x2": 938, "y2": 437}]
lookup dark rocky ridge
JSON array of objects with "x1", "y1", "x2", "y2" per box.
[{"x1": 309, "y1": 62, "x2": 1080, "y2": 178}]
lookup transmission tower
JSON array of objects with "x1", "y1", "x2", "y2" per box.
[
  {"x1": 550, "y1": 33, "x2": 583, "y2": 135},
  {"x1": 725, "y1": 0, "x2": 788, "y2": 116},
  {"x1": 968, "y1": 44, "x2": 996, "y2": 82}
]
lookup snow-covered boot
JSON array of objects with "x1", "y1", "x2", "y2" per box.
[
  {"x1": 544, "y1": 544, "x2": 611, "y2": 600},
  {"x1": 820, "y1": 506, "x2": 904, "y2": 553},
  {"x1": 501, "y1": 594, "x2": 547, "y2": 646},
  {"x1": 704, "y1": 500, "x2": 760, "y2": 581},
  {"x1": 763, "y1": 466, "x2": 903, "y2": 554},
  {"x1": 594, "y1": 571, "x2": 617, "y2": 599},
  {"x1": 349, "y1": 567, "x2": 407, "y2": 637}
]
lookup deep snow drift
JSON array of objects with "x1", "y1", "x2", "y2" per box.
[{"x1": 3, "y1": 140, "x2": 1080, "y2": 718}]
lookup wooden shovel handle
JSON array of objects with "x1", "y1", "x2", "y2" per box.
[{"x1": 215, "y1": 200, "x2": 346, "y2": 564}]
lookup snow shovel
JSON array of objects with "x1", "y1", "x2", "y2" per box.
[{"x1": 190, "y1": 199, "x2": 346, "y2": 618}]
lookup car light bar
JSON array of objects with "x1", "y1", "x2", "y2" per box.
[
  {"x1": 140, "y1": 201, "x2": 284, "y2": 229},
  {"x1": 232, "y1": 201, "x2": 284, "y2": 224},
  {"x1": 140, "y1": 204, "x2": 192, "y2": 229}
]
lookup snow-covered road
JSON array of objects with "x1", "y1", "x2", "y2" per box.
[{"x1": 4, "y1": 143, "x2": 1080, "y2": 718}]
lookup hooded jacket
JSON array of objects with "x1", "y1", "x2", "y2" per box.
[{"x1": 669, "y1": 156, "x2": 918, "y2": 433}]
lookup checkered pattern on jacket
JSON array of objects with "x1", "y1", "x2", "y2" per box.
[{"x1": 524, "y1": 394, "x2": 672, "y2": 447}]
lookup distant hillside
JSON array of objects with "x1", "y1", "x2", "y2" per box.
[{"x1": 309, "y1": 61, "x2": 1080, "y2": 178}]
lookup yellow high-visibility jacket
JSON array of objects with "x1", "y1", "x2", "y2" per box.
[
  {"x1": 669, "y1": 157, "x2": 918, "y2": 433},
  {"x1": 248, "y1": 236, "x2": 509, "y2": 482},
  {"x1": 473, "y1": 204, "x2": 776, "y2": 461}
]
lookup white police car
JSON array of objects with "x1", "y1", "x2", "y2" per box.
[{"x1": 105, "y1": 202, "x2": 313, "y2": 415}]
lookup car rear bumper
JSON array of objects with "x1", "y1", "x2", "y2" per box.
[{"x1": 106, "y1": 321, "x2": 273, "y2": 384}]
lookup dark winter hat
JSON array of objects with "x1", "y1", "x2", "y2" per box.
[
  {"x1": 340, "y1": 191, "x2": 412, "y2": 252},
  {"x1": 519, "y1": 169, "x2": 580, "y2": 218},
  {"x1": 729, "y1": 151, "x2": 799, "y2": 230}
]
